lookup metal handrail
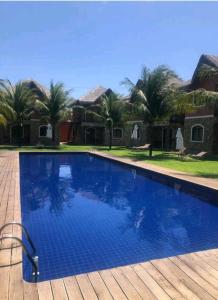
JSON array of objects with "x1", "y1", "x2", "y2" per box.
[
  {"x1": 0, "y1": 222, "x2": 36, "y2": 254},
  {"x1": 0, "y1": 235, "x2": 39, "y2": 280}
]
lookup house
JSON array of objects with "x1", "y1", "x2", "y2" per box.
[
  {"x1": 65, "y1": 54, "x2": 218, "y2": 153},
  {"x1": 182, "y1": 54, "x2": 218, "y2": 154},
  {"x1": 60, "y1": 86, "x2": 151, "y2": 147},
  {"x1": 63, "y1": 85, "x2": 180, "y2": 149},
  {"x1": 0, "y1": 80, "x2": 59, "y2": 146},
  {"x1": 1, "y1": 54, "x2": 217, "y2": 152}
]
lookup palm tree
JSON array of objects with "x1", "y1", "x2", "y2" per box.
[
  {"x1": 174, "y1": 65, "x2": 218, "y2": 115},
  {"x1": 35, "y1": 81, "x2": 71, "y2": 144},
  {"x1": 121, "y1": 65, "x2": 180, "y2": 124},
  {"x1": 87, "y1": 93, "x2": 124, "y2": 150},
  {"x1": 0, "y1": 90, "x2": 15, "y2": 127},
  {"x1": 198, "y1": 64, "x2": 218, "y2": 80},
  {"x1": 0, "y1": 79, "x2": 35, "y2": 146}
]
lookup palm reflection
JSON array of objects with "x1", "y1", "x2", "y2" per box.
[{"x1": 20, "y1": 153, "x2": 218, "y2": 254}]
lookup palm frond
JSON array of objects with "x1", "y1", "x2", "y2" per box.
[
  {"x1": 198, "y1": 64, "x2": 218, "y2": 80},
  {"x1": 122, "y1": 65, "x2": 179, "y2": 123},
  {"x1": 120, "y1": 77, "x2": 135, "y2": 92},
  {"x1": 0, "y1": 114, "x2": 7, "y2": 127}
]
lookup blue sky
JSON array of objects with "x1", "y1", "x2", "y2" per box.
[{"x1": 0, "y1": 2, "x2": 218, "y2": 98}]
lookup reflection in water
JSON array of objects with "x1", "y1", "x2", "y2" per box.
[{"x1": 20, "y1": 153, "x2": 218, "y2": 282}]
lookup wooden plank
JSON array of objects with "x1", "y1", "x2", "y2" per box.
[
  {"x1": 37, "y1": 281, "x2": 53, "y2": 300},
  {"x1": 8, "y1": 154, "x2": 24, "y2": 300},
  {"x1": 23, "y1": 281, "x2": 39, "y2": 300},
  {"x1": 170, "y1": 256, "x2": 218, "y2": 299},
  {"x1": 120, "y1": 265, "x2": 157, "y2": 300},
  {"x1": 132, "y1": 264, "x2": 171, "y2": 300},
  {"x1": 51, "y1": 279, "x2": 68, "y2": 300},
  {"x1": 88, "y1": 271, "x2": 113, "y2": 300},
  {"x1": 63, "y1": 276, "x2": 83, "y2": 300},
  {"x1": 152, "y1": 258, "x2": 215, "y2": 300},
  {"x1": 195, "y1": 251, "x2": 218, "y2": 271},
  {"x1": 179, "y1": 254, "x2": 218, "y2": 288},
  {"x1": 0, "y1": 154, "x2": 14, "y2": 300},
  {"x1": 8, "y1": 263, "x2": 24, "y2": 300},
  {"x1": 100, "y1": 270, "x2": 128, "y2": 300},
  {"x1": 141, "y1": 261, "x2": 185, "y2": 300},
  {"x1": 0, "y1": 250, "x2": 11, "y2": 300},
  {"x1": 110, "y1": 267, "x2": 142, "y2": 300},
  {"x1": 191, "y1": 253, "x2": 218, "y2": 279},
  {"x1": 198, "y1": 250, "x2": 218, "y2": 262},
  {"x1": 76, "y1": 273, "x2": 98, "y2": 300}
]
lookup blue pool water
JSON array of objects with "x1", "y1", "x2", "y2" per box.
[{"x1": 20, "y1": 153, "x2": 218, "y2": 282}]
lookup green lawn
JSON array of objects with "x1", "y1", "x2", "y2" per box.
[
  {"x1": 0, "y1": 144, "x2": 218, "y2": 179},
  {"x1": 106, "y1": 147, "x2": 218, "y2": 179}
]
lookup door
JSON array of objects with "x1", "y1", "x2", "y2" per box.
[
  {"x1": 85, "y1": 127, "x2": 96, "y2": 145},
  {"x1": 213, "y1": 123, "x2": 218, "y2": 154}
]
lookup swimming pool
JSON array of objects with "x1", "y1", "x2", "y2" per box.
[{"x1": 20, "y1": 153, "x2": 218, "y2": 282}]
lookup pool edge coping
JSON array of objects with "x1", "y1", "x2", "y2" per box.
[{"x1": 89, "y1": 150, "x2": 218, "y2": 192}]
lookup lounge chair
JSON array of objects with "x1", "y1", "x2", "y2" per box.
[
  {"x1": 191, "y1": 151, "x2": 208, "y2": 159},
  {"x1": 132, "y1": 144, "x2": 151, "y2": 150},
  {"x1": 132, "y1": 144, "x2": 153, "y2": 157}
]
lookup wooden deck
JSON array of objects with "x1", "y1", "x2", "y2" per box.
[{"x1": 0, "y1": 152, "x2": 218, "y2": 300}]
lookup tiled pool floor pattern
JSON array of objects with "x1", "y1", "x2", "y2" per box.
[
  {"x1": 0, "y1": 152, "x2": 218, "y2": 300},
  {"x1": 20, "y1": 153, "x2": 218, "y2": 282}
]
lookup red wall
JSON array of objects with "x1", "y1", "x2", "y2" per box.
[{"x1": 59, "y1": 122, "x2": 73, "y2": 143}]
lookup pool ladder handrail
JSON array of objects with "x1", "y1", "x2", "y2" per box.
[
  {"x1": 0, "y1": 222, "x2": 36, "y2": 253},
  {"x1": 0, "y1": 222, "x2": 39, "y2": 281}
]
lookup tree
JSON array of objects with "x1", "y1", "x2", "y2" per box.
[
  {"x1": 87, "y1": 93, "x2": 124, "y2": 150},
  {"x1": 0, "y1": 90, "x2": 15, "y2": 127},
  {"x1": 198, "y1": 64, "x2": 218, "y2": 80},
  {"x1": 35, "y1": 81, "x2": 71, "y2": 144},
  {"x1": 173, "y1": 65, "x2": 218, "y2": 115},
  {"x1": 0, "y1": 79, "x2": 35, "y2": 146},
  {"x1": 121, "y1": 65, "x2": 180, "y2": 124}
]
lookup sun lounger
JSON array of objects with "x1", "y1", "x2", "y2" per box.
[
  {"x1": 191, "y1": 151, "x2": 208, "y2": 159},
  {"x1": 131, "y1": 143, "x2": 153, "y2": 157},
  {"x1": 132, "y1": 144, "x2": 151, "y2": 150}
]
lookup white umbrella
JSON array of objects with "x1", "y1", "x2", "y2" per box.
[
  {"x1": 47, "y1": 123, "x2": 52, "y2": 139},
  {"x1": 176, "y1": 128, "x2": 184, "y2": 150},
  {"x1": 131, "y1": 124, "x2": 138, "y2": 140}
]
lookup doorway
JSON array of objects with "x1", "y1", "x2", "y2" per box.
[
  {"x1": 213, "y1": 123, "x2": 218, "y2": 154},
  {"x1": 85, "y1": 127, "x2": 96, "y2": 145},
  {"x1": 11, "y1": 124, "x2": 30, "y2": 145}
]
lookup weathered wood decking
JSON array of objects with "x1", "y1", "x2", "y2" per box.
[{"x1": 0, "y1": 152, "x2": 218, "y2": 300}]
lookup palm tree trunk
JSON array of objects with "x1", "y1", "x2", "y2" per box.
[
  {"x1": 109, "y1": 126, "x2": 112, "y2": 150},
  {"x1": 52, "y1": 122, "x2": 56, "y2": 145},
  {"x1": 18, "y1": 123, "x2": 22, "y2": 147}
]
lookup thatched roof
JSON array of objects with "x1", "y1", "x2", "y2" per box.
[
  {"x1": 23, "y1": 79, "x2": 49, "y2": 98},
  {"x1": 79, "y1": 86, "x2": 112, "y2": 103},
  {"x1": 191, "y1": 54, "x2": 218, "y2": 84}
]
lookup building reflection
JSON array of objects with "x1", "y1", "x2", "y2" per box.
[{"x1": 20, "y1": 153, "x2": 218, "y2": 256}]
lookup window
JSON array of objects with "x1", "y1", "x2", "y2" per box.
[
  {"x1": 191, "y1": 125, "x2": 204, "y2": 142},
  {"x1": 113, "y1": 128, "x2": 122, "y2": 139},
  {"x1": 39, "y1": 125, "x2": 48, "y2": 137}
]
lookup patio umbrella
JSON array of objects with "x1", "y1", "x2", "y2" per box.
[
  {"x1": 131, "y1": 124, "x2": 138, "y2": 140},
  {"x1": 176, "y1": 128, "x2": 184, "y2": 150},
  {"x1": 47, "y1": 123, "x2": 52, "y2": 139}
]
